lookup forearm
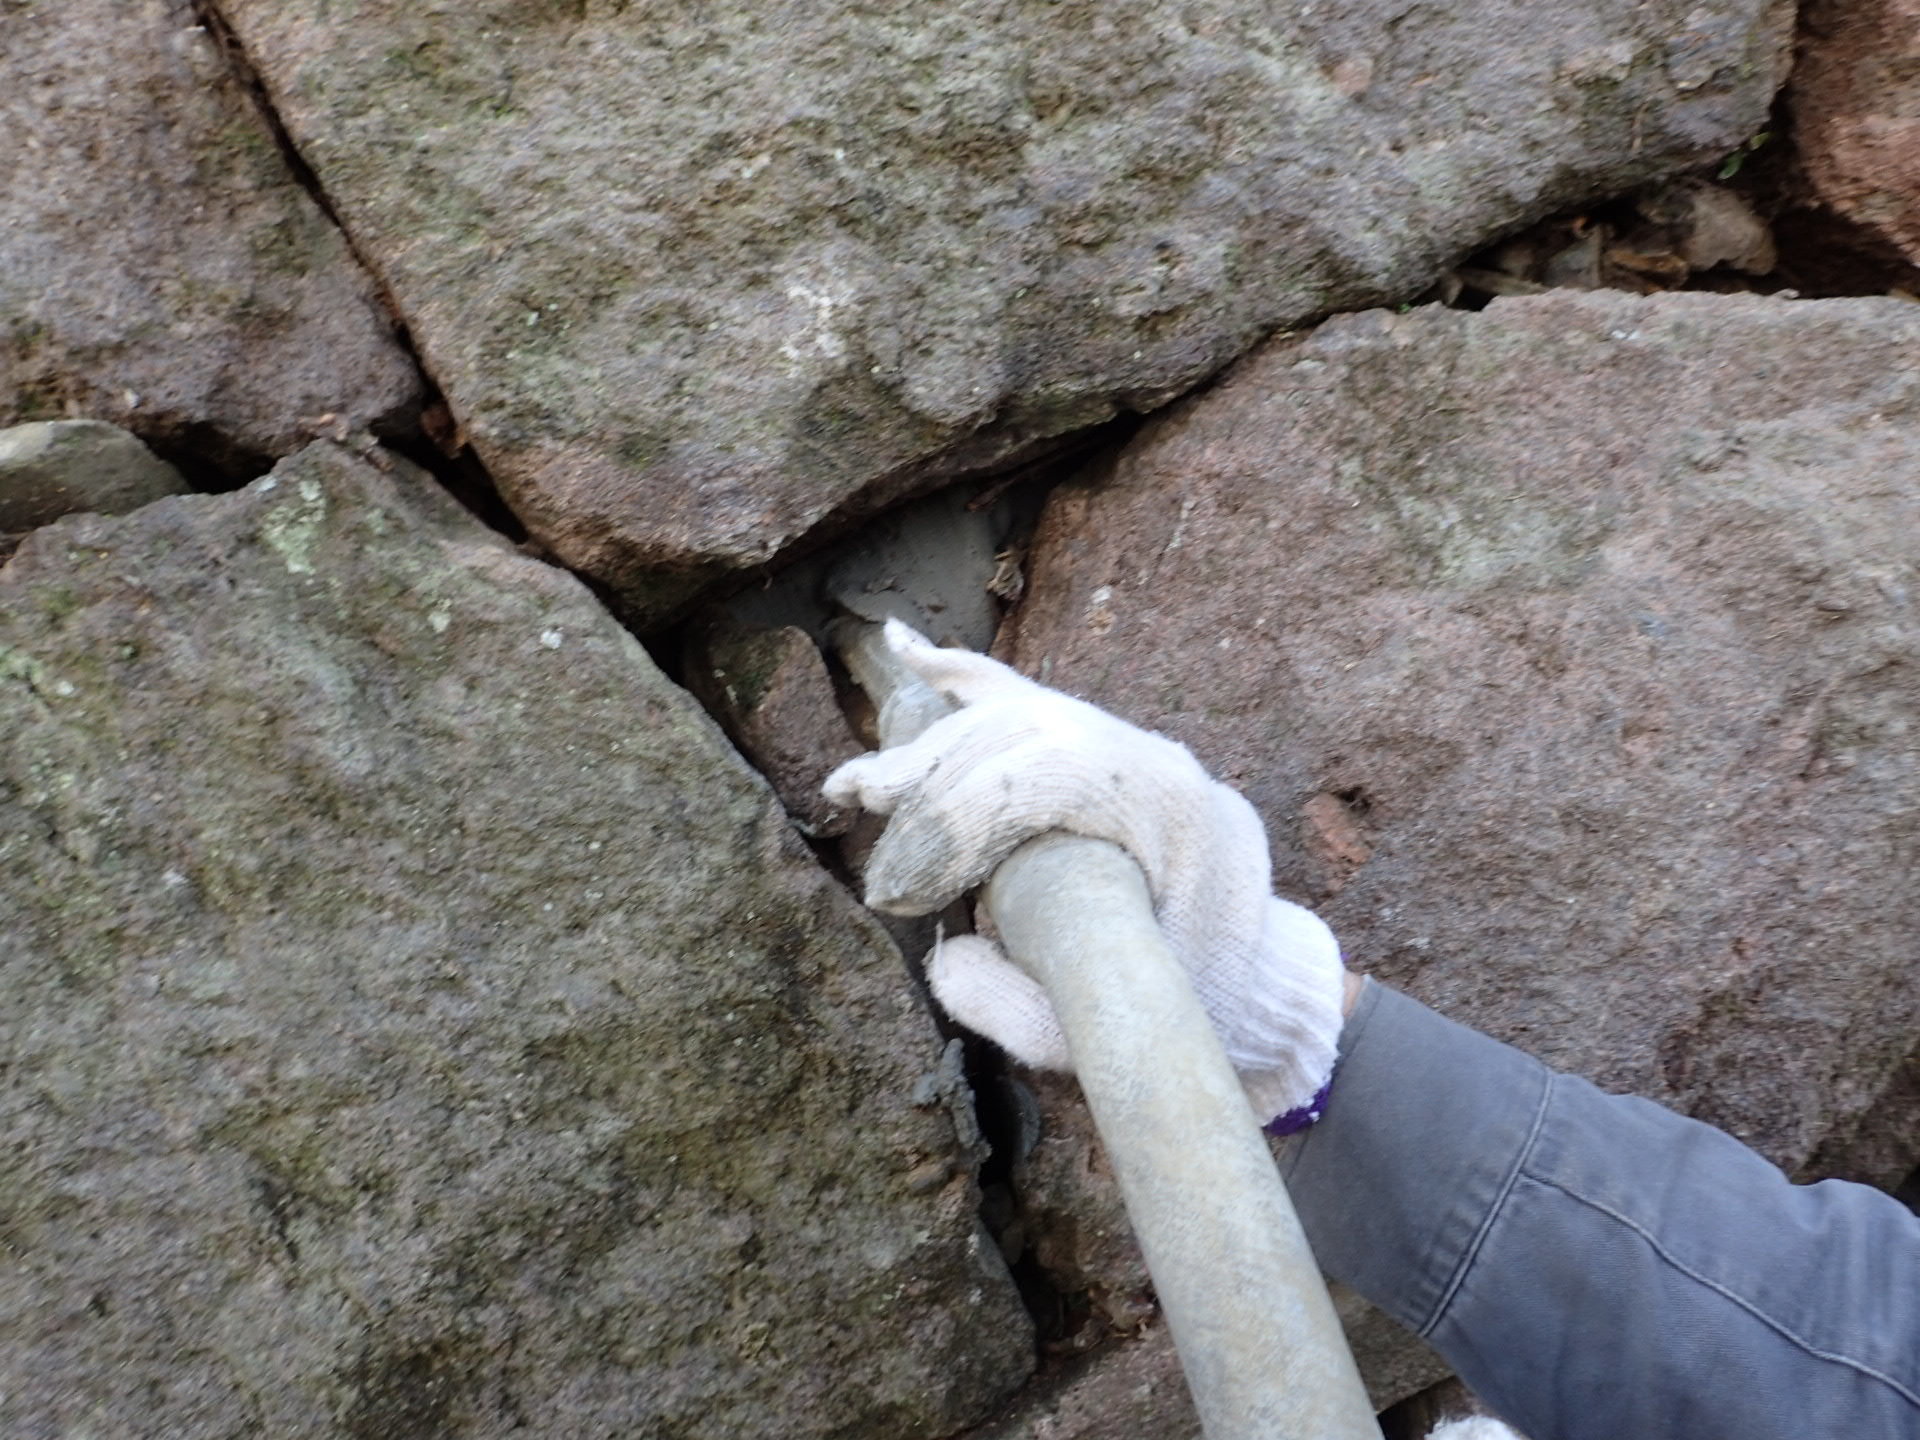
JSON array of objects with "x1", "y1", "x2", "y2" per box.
[
  {"x1": 1340, "y1": 966, "x2": 1365, "y2": 1020},
  {"x1": 1282, "y1": 981, "x2": 1920, "y2": 1440}
]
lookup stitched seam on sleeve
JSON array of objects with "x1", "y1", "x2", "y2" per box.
[
  {"x1": 1526, "y1": 1172, "x2": 1920, "y2": 1411},
  {"x1": 1421, "y1": 1069, "x2": 1555, "y2": 1338}
]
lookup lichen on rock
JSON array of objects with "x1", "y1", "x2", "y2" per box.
[
  {"x1": 0, "y1": 442, "x2": 1032, "y2": 1438},
  {"x1": 218, "y1": 0, "x2": 1794, "y2": 621}
]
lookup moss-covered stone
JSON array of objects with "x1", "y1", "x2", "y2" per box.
[
  {"x1": 0, "y1": 443, "x2": 1031, "y2": 1437},
  {"x1": 0, "y1": 420, "x2": 190, "y2": 533}
]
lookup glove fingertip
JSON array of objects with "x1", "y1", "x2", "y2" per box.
[
  {"x1": 886, "y1": 622, "x2": 1031, "y2": 705},
  {"x1": 861, "y1": 854, "x2": 957, "y2": 918},
  {"x1": 862, "y1": 800, "x2": 1004, "y2": 918},
  {"x1": 820, "y1": 755, "x2": 863, "y2": 805},
  {"x1": 863, "y1": 882, "x2": 941, "y2": 918},
  {"x1": 1265, "y1": 894, "x2": 1343, "y2": 966},
  {"x1": 821, "y1": 743, "x2": 937, "y2": 813},
  {"x1": 881, "y1": 615, "x2": 932, "y2": 652},
  {"x1": 926, "y1": 933, "x2": 1072, "y2": 1071}
]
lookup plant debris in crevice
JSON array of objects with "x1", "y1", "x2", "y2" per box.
[{"x1": 1430, "y1": 107, "x2": 1920, "y2": 310}]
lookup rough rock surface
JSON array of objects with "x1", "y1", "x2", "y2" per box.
[
  {"x1": 220, "y1": 0, "x2": 1792, "y2": 622},
  {"x1": 1791, "y1": 0, "x2": 1920, "y2": 266},
  {"x1": 0, "y1": 420, "x2": 190, "y2": 532},
  {"x1": 965, "y1": 1323, "x2": 1200, "y2": 1440},
  {"x1": 963, "y1": 1303, "x2": 1445, "y2": 1440},
  {"x1": 0, "y1": 444, "x2": 1031, "y2": 1438},
  {"x1": 1003, "y1": 1071, "x2": 1447, "y2": 1430},
  {"x1": 0, "y1": 0, "x2": 418, "y2": 475},
  {"x1": 1003, "y1": 291, "x2": 1920, "y2": 1176},
  {"x1": 682, "y1": 618, "x2": 865, "y2": 836}
]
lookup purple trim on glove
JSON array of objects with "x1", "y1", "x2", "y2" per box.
[{"x1": 1263, "y1": 1076, "x2": 1334, "y2": 1138}]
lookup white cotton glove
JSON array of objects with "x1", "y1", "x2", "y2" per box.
[
  {"x1": 823, "y1": 620, "x2": 1345, "y2": 1127},
  {"x1": 1427, "y1": 1420, "x2": 1527, "y2": 1440}
]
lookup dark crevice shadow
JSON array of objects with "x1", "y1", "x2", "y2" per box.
[
  {"x1": 646, "y1": 415, "x2": 1154, "y2": 1360},
  {"x1": 1433, "y1": 94, "x2": 1920, "y2": 310},
  {"x1": 185, "y1": 2, "x2": 525, "y2": 544}
]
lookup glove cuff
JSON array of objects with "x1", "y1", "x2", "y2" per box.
[
  {"x1": 1216, "y1": 895, "x2": 1345, "y2": 1124},
  {"x1": 1261, "y1": 1074, "x2": 1335, "y2": 1137}
]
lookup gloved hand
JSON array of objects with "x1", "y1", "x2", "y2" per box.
[{"x1": 823, "y1": 620, "x2": 1345, "y2": 1130}]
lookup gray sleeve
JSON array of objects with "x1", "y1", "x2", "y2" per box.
[{"x1": 1279, "y1": 981, "x2": 1920, "y2": 1440}]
